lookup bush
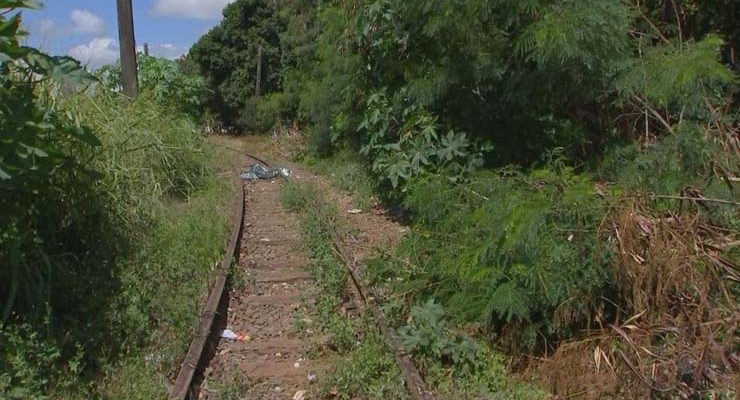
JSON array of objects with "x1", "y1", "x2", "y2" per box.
[
  {"x1": 98, "y1": 54, "x2": 208, "y2": 118},
  {"x1": 400, "y1": 162, "x2": 614, "y2": 351}
]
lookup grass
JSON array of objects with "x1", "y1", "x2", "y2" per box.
[
  {"x1": 301, "y1": 149, "x2": 377, "y2": 211},
  {"x1": 280, "y1": 180, "x2": 408, "y2": 397},
  {"x1": 99, "y1": 175, "x2": 234, "y2": 399},
  {"x1": 79, "y1": 94, "x2": 241, "y2": 399},
  {"x1": 0, "y1": 91, "x2": 242, "y2": 399}
]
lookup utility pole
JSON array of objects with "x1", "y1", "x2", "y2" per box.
[
  {"x1": 255, "y1": 45, "x2": 262, "y2": 97},
  {"x1": 116, "y1": 0, "x2": 138, "y2": 97}
]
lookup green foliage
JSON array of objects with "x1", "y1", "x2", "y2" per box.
[
  {"x1": 1, "y1": 86, "x2": 225, "y2": 398},
  {"x1": 0, "y1": 323, "x2": 83, "y2": 400},
  {"x1": 189, "y1": 0, "x2": 286, "y2": 129},
  {"x1": 396, "y1": 300, "x2": 546, "y2": 399},
  {"x1": 101, "y1": 175, "x2": 232, "y2": 399},
  {"x1": 98, "y1": 54, "x2": 208, "y2": 117},
  {"x1": 599, "y1": 121, "x2": 739, "y2": 229},
  {"x1": 515, "y1": 0, "x2": 630, "y2": 70},
  {"x1": 617, "y1": 35, "x2": 735, "y2": 112},
  {"x1": 359, "y1": 90, "x2": 487, "y2": 190},
  {"x1": 401, "y1": 160, "x2": 614, "y2": 351},
  {"x1": 282, "y1": 4, "x2": 365, "y2": 150},
  {"x1": 0, "y1": 0, "x2": 105, "y2": 347},
  {"x1": 0, "y1": 5, "x2": 231, "y2": 396},
  {"x1": 398, "y1": 300, "x2": 486, "y2": 372},
  {"x1": 192, "y1": 1, "x2": 738, "y2": 395},
  {"x1": 320, "y1": 330, "x2": 409, "y2": 400}
]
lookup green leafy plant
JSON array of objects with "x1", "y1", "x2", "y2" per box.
[
  {"x1": 359, "y1": 90, "x2": 487, "y2": 190},
  {"x1": 98, "y1": 54, "x2": 208, "y2": 117},
  {"x1": 0, "y1": 0, "x2": 100, "y2": 324}
]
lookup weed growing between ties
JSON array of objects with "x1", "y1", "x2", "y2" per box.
[
  {"x1": 282, "y1": 180, "x2": 546, "y2": 399},
  {"x1": 280, "y1": 181, "x2": 408, "y2": 396}
]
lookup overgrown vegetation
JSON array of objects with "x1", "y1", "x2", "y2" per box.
[
  {"x1": 98, "y1": 54, "x2": 208, "y2": 118},
  {"x1": 1, "y1": 2, "x2": 235, "y2": 398},
  {"x1": 3, "y1": 0, "x2": 738, "y2": 397},
  {"x1": 197, "y1": 0, "x2": 738, "y2": 397},
  {"x1": 281, "y1": 181, "x2": 408, "y2": 397},
  {"x1": 281, "y1": 180, "x2": 545, "y2": 398}
]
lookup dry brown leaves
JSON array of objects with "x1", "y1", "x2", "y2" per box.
[{"x1": 537, "y1": 196, "x2": 738, "y2": 399}]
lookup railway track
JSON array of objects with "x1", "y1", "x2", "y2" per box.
[{"x1": 168, "y1": 155, "x2": 433, "y2": 400}]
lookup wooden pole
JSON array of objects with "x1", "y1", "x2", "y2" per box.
[
  {"x1": 116, "y1": 0, "x2": 138, "y2": 97},
  {"x1": 255, "y1": 45, "x2": 262, "y2": 97}
]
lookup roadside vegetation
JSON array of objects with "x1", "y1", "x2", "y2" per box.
[
  {"x1": 193, "y1": 0, "x2": 739, "y2": 397},
  {"x1": 281, "y1": 180, "x2": 546, "y2": 399},
  {"x1": 2, "y1": 0, "x2": 737, "y2": 398},
  {"x1": 0, "y1": 2, "x2": 236, "y2": 398}
]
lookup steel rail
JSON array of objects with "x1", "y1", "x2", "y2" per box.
[
  {"x1": 331, "y1": 237, "x2": 436, "y2": 400},
  {"x1": 168, "y1": 174, "x2": 245, "y2": 400},
  {"x1": 169, "y1": 154, "x2": 433, "y2": 400}
]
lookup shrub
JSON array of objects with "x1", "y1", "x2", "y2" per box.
[
  {"x1": 401, "y1": 162, "x2": 614, "y2": 351},
  {"x1": 98, "y1": 55, "x2": 208, "y2": 118}
]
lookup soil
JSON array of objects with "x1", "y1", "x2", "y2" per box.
[
  {"x1": 199, "y1": 152, "x2": 408, "y2": 400},
  {"x1": 201, "y1": 173, "x2": 323, "y2": 399}
]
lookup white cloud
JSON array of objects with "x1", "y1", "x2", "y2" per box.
[
  {"x1": 137, "y1": 43, "x2": 188, "y2": 60},
  {"x1": 68, "y1": 37, "x2": 119, "y2": 69},
  {"x1": 39, "y1": 19, "x2": 55, "y2": 35},
  {"x1": 151, "y1": 0, "x2": 234, "y2": 19},
  {"x1": 70, "y1": 10, "x2": 105, "y2": 35}
]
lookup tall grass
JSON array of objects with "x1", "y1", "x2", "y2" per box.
[{"x1": 1, "y1": 90, "x2": 236, "y2": 399}]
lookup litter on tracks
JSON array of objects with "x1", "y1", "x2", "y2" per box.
[
  {"x1": 220, "y1": 329, "x2": 251, "y2": 342},
  {"x1": 240, "y1": 163, "x2": 291, "y2": 180}
]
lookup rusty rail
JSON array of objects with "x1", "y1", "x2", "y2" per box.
[
  {"x1": 332, "y1": 235, "x2": 435, "y2": 400},
  {"x1": 168, "y1": 176, "x2": 245, "y2": 400},
  {"x1": 168, "y1": 154, "x2": 433, "y2": 400}
]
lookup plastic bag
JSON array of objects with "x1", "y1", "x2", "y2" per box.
[{"x1": 240, "y1": 163, "x2": 292, "y2": 180}]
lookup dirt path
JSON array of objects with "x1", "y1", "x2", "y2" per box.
[{"x1": 201, "y1": 173, "x2": 326, "y2": 399}]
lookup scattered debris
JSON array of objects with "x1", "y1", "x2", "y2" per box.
[
  {"x1": 347, "y1": 208, "x2": 363, "y2": 214},
  {"x1": 240, "y1": 163, "x2": 292, "y2": 180},
  {"x1": 307, "y1": 371, "x2": 317, "y2": 383},
  {"x1": 219, "y1": 329, "x2": 251, "y2": 342},
  {"x1": 294, "y1": 362, "x2": 301, "y2": 368},
  {"x1": 293, "y1": 390, "x2": 306, "y2": 400}
]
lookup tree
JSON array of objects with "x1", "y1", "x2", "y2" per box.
[{"x1": 188, "y1": 0, "x2": 286, "y2": 129}]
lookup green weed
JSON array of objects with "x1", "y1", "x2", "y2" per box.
[
  {"x1": 210, "y1": 371, "x2": 254, "y2": 400},
  {"x1": 281, "y1": 181, "x2": 354, "y2": 351},
  {"x1": 304, "y1": 149, "x2": 377, "y2": 210},
  {"x1": 396, "y1": 300, "x2": 546, "y2": 399},
  {"x1": 319, "y1": 329, "x2": 408, "y2": 400},
  {"x1": 1, "y1": 89, "x2": 236, "y2": 399},
  {"x1": 281, "y1": 181, "x2": 410, "y2": 396}
]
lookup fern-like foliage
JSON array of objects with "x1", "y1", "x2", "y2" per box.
[
  {"x1": 400, "y1": 161, "x2": 614, "y2": 351},
  {"x1": 617, "y1": 35, "x2": 736, "y2": 113},
  {"x1": 515, "y1": 0, "x2": 630, "y2": 70}
]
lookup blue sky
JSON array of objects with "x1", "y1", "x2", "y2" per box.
[{"x1": 19, "y1": 0, "x2": 234, "y2": 68}]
